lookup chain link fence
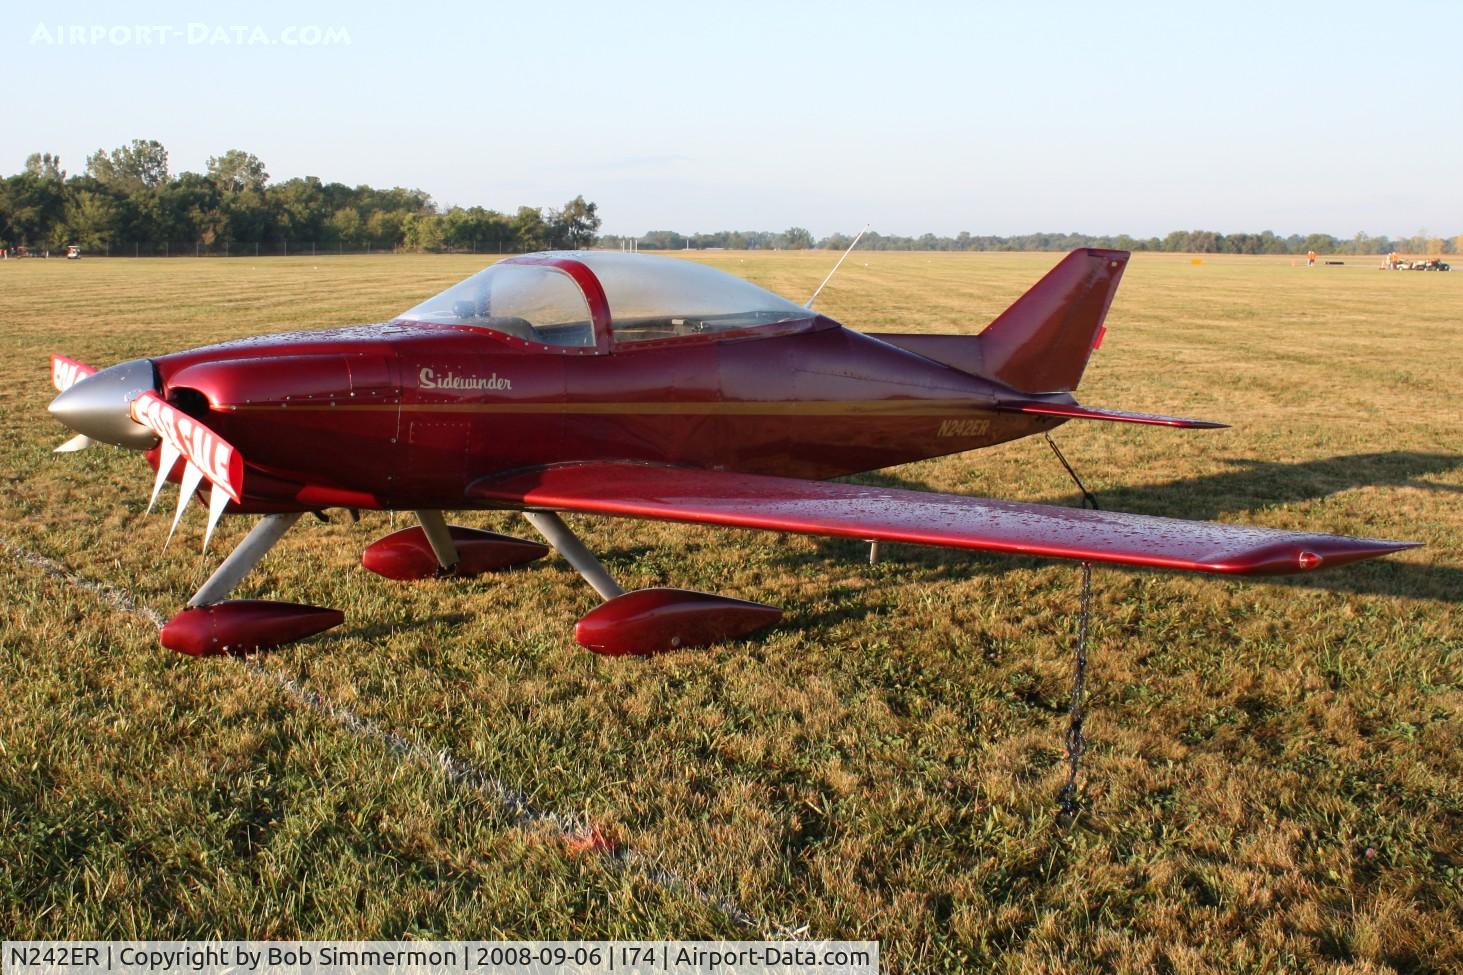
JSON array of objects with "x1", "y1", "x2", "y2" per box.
[{"x1": 4, "y1": 240, "x2": 533, "y2": 258}]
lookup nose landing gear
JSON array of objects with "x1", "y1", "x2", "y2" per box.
[{"x1": 160, "y1": 512, "x2": 343, "y2": 656}]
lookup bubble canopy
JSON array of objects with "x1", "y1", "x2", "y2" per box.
[{"x1": 395, "y1": 251, "x2": 815, "y2": 349}]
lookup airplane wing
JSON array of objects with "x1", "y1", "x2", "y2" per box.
[{"x1": 469, "y1": 463, "x2": 1416, "y2": 576}]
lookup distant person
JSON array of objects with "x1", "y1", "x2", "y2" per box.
[{"x1": 1306, "y1": 250, "x2": 1317, "y2": 267}]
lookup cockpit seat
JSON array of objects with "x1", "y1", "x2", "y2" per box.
[{"x1": 478, "y1": 316, "x2": 537, "y2": 341}]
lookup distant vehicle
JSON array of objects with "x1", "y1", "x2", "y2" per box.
[
  {"x1": 1385, "y1": 256, "x2": 1451, "y2": 271},
  {"x1": 65, "y1": 245, "x2": 81, "y2": 260}
]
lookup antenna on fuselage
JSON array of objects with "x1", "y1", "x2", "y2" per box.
[{"x1": 805, "y1": 224, "x2": 869, "y2": 310}]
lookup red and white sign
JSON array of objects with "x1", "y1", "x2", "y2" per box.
[
  {"x1": 130, "y1": 391, "x2": 244, "y2": 503},
  {"x1": 51, "y1": 354, "x2": 96, "y2": 392}
]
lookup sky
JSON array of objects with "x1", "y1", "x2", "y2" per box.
[{"x1": 3, "y1": 0, "x2": 1459, "y2": 239}]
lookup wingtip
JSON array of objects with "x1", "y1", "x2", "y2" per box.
[
  {"x1": 1295, "y1": 537, "x2": 1421, "y2": 573},
  {"x1": 1217, "y1": 535, "x2": 1421, "y2": 575},
  {"x1": 1156, "y1": 417, "x2": 1230, "y2": 429}
]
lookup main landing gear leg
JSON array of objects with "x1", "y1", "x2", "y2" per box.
[
  {"x1": 160, "y1": 512, "x2": 343, "y2": 657},
  {"x1": 522, "y1": 510, "x2": 782, "y2": 657},
  {"x1": 522, "y1": 511, "x2": 624, "y2": 599},
  {"x1": 414, "y1": 509, "x2": 460, "y2": 574},
  {"x1": 188, "y1": 512, "x2": 301, "y2": 607}
]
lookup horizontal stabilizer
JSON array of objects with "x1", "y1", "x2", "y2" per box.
[
  {"x1": 470, "y1": 462, "x2": 1416, "y2": 576},
  {"x1": 998, "y1": 400, "x2": 1228, "y2": 429}
]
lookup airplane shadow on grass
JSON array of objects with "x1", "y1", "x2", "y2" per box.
[
  {"x1": 798, "y1": 451, "x2": 1463, "y2": 604},
  {"x1": 329, "y1": 611, "x2": 474, "y2": 645}
]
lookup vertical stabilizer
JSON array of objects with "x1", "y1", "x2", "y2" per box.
[{"x1": 977, "y1": 248, "x2": 1128, "y2": 393}]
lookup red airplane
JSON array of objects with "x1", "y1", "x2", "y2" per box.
[{"x1": 48, "y1": 249, "x2": 1417, "y2": 656}]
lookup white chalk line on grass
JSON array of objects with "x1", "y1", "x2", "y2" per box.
[
  {"x1": 5, "y1": 538, "x2": 169, "y2": 629},
  {"x1": 2, "y1": 538, "x2": 803, "y2": 939}
]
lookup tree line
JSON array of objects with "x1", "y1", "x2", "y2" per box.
[
  {"x1": 604, "y1": 227, "x2": 1461, "y2": 256},
  {"x1": 3, "y1": 142, "x2": 1456, "y2": 257},
  {"x1": 0, "y1": 141, "x2": 601, "y2": 255}
]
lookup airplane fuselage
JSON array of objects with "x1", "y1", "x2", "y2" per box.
[{"x1": 152, "y1": 317, "x2": 1060, "y2": 513}]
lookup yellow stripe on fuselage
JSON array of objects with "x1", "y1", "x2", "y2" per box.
[{"x1": 220, "y1": 398, "x2": 996, "y2": 417}]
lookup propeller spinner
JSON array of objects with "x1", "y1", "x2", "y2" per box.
[{"x1": 48, "y1": 357, "x2": 159, "y2": 449}]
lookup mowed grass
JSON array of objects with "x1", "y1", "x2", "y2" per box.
[{"x1": 1, "y1": 251, "x2": 1460, "y2": 972}]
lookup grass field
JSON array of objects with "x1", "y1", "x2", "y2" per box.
[{"x1": 1, "y1": 250, "x2": 1459, "y2": 973}]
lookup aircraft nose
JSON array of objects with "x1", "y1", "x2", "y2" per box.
[{"x1": 48, "y1": 358, "x2": 161, "y2": 449}]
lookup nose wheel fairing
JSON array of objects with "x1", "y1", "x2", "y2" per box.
[
  {"x1": 156, "y1": 512, "x2": 344, "y2": 657},
  {"x1": 162, "y1": 600, "x2": 344, "y2": 657}
]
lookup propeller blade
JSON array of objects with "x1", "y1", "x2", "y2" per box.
[
  {"x1": 203, "y1": 484, "x2": 231, "y2": 553},
  {"x1": 147, "y1": 441, "x2": 181, "y2": 514},
  {"x1": 51, "y1": 354, "x2": 97, "y2": 393},
  {"x1": 167, "y1": 461, "x2": 205, "y2": 549},
  {"x1": 130, "y1": 392, "x2": 245, "y2": 552},
  {"x1": 54, "y1": 434, "x2": 94, "y2": 453}
]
